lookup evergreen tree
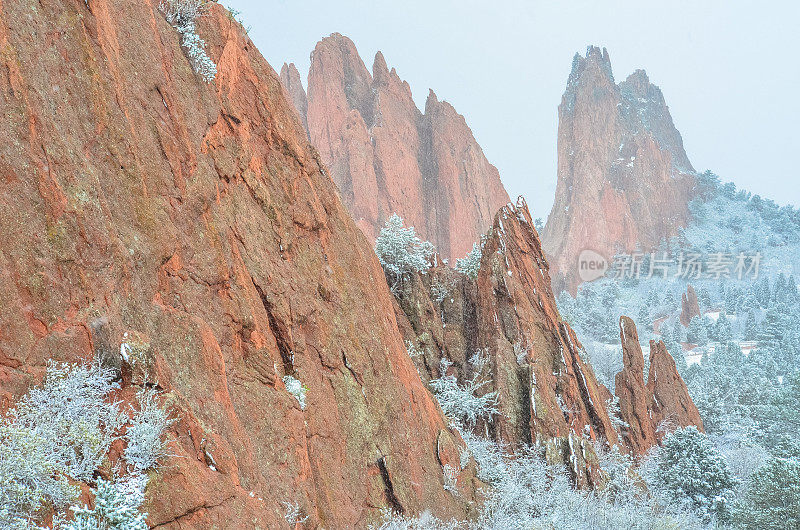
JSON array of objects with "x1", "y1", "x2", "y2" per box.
[
  {"x1": 744, "y1": 309, "x2": 760, "y2": 341},
  {"x1": 374, "y1": 214, "x2": 435, "y2": 288},
  {"x1": 733, "y1": 458, "x2": 800, "y2": 529},
  {"x1": 773, "y1": 273, "x2": 789, "y2": 304},
  {"x1": 687, "y1": 316, "x2": 709, "y2": 346},
  {"x1": 637, "y1": 305, "x2": 652, "y2": 332},
  {"x1": 724, "y1": 286, "x2": 742, "y2": 314},
  {"x1": 787, "y1": 275, "x2": 798, "y2": 302},
  {"x1": 755, "y1": 277, "x2": 771, "y2": 308},
  {"x1": 649, "y1": 427, "x2": 737, "y2": 522},
  {"x1": 714, "y1": 312, "x2": 733, "y2": 343},
  {"x1": 646, "y1": 289, "x2": 660, "y2": 309},
  {"x1": 63, "y1": 476, "x2": 148, "y2": 530},
  {"x1": 698, "y1": 288, "x2": 712, "y2": 310},
  {"x1": 759, "y1": 304, "x2": 787, "y2": 344}
]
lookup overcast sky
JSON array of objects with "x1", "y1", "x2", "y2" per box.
[{"x1": 226, "y1": 0, "x2": 800, "y2": 220}]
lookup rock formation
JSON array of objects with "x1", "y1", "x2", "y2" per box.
[
  {"x1": 680, "y1": 284, "x2": 701, "y2": 326},
  {"x1": 647, "y1": 340, "x2": 704, "y2": 440},
  {"x1": 615, "y1": 317, "x2": 658, "y2": 455},
  {"x1": 614, "y1": 317, "x2": 703, "y2": 455},
  {"x1": 394, "y1": 198, "x2": 617, "y2": 487},
  {"x1": 279, "y1": 62, "x2": 309, "y2": 136},
  {"x1": 542, "y1": 46, "x2": 697, "y2": 293},
  {"x1": 0, "y1": 1, "x2": 475, "y2": 526},
  {"x1": 281, "y1": 34, "x2": 509, "y2": 260}
]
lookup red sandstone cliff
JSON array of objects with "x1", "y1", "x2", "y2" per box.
[
  {"x1": 281, "y1": 34, "x2": 510, "y2": 260},
  {"x1": 542, "y1": 46, "x2": 697, "y2": 293},
  {"x1": 615, "y1": 317, "x2": 703, "y2": 455},
  {"x1": 0, "y1": 1, "x2": 475, "y2": 527}
]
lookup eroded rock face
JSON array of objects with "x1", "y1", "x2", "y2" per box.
[
  {"x1": 615, "y1": 318, "x2": 703, "y2": 455},
  {"x1": 542, "y1": 46, "x2": 696, "y2": 293},
  {"x1": 394, "y1": 199, "x2": 617, "y2": 487},
  {"x1": 286, "y1": 34, "x2": 509, "y2": 260},
  {"x1": 0, "y1": 1, "x2": 475, "y2": 527},
  {"x1": 680, "y1": 284, "x2": 701, "y2": 326}
]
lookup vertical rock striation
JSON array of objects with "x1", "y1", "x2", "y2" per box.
[
  {"x1": 542, "y1": 46, "x2": 697, "y2": 293},
  {"x1": 284, "y1": 34, "x2": 509, "y2": 260}
]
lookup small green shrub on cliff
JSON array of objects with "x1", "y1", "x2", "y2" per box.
[
  {"x1": 12, "y1": 361, "x2": 127, "y2": 482},
  {"x1": 429, "y1": 351, "x2": 499, "y2": 427},
  {"x1": 283, "y1": 375, "x2": 308, "y2": 410},
  {"x1": 61, "y1": 476, "x2": 148, "y2": 530},
  {"x1": 124, "y1": 386, "x2": 176, "y2": 473}
]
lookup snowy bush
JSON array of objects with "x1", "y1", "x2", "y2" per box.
[
  {"x1": 429, "y1": 278, "x2": 451, "y2": 304},
  {"x1": 0, "y1": 362, "x2": 173, "y2": 527},
  {"x1": 429, "y1": 352, "x2": 499, "y2": 427},
  {"x1": 371, "y1": 509, "x2": 460, "y2": 530},
  {"x1": 283, "y1": 375, "x2": 307, "y2": 410},
  {"x1": 160, "y1": 0, "x2": 217, "y2": 82},
  {"x1": 645, "y1": 426, "x2": 737, "y2": 522},
  {"x1": 442, "y1": 464, "x2": 458, "y2": 494},
  {"x1": 0, "y1": 423, "x2": 78, "y2": 528},
  {"x1": 454, "y1": 242, "x2": 482, "y2": 279},
  {"x1": 283, "y1": 501, "x2": 309, "y2": 526},
  {"x1": 124, "y1": 387, "x2": 175, "y2": 473},
  {"x1": 375, "y1": 214, "x2": 435, "y2": 288},
  {"x1": 61, "y1": 476, "x2": 148, "y2": 530},
  {"x1": 12, "y1": 361, "x2": 127, "y2": 482}
]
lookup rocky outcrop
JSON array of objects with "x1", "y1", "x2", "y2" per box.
[
  {"x1": 0, "y1": 1, "x2": 475, "y2": 527},
  {"x1": 647, "y1": 339, "x2": 704, "y2": 439},
  {"x1": 680, "y1": 284, "x2": 701, "y2": 326},
  {"x1": 279, "y1": 62, "x2": 309, "y2": 136},
  {"x1": 615, "y1": 317, "x2": 658, "y2": 455},
  {"x1": 394, "y1": 198, "x2": 617, "y2": 487},
  {"x1": 542, "y1": 46, "x2": 697, "y2": 293},
  {"x1": 284, "y1": 34, "x2": 509, "y2": 260},
  {"x1": 614, "y1": 318, "x2": 703, "y2": 455}
]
